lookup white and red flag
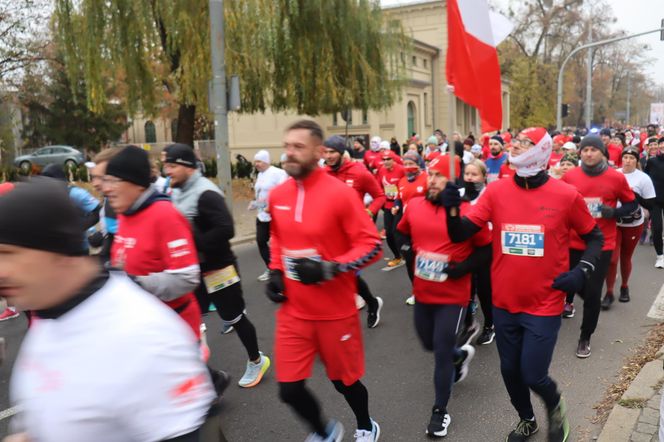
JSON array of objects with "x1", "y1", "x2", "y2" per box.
[{"x1": 446, "y1": 0, "x2": 514, "y2": 133}]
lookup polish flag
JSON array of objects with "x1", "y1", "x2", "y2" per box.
[{"x1": 446, "y1": 0, "x2": 514, "y2": 133}]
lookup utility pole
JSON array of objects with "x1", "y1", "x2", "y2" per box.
[
  {"x1": 626, "y1": 74, "x2": 631, "y2": 125},
  {"x1": 209, "y1": 0, "x2": 233, "y2": 212},
  {"x1": 585, "y1": 20, "x2": 593, "y2": 129}
]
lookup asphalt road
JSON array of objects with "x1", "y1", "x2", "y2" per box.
[{"x1": 0, "y1": 241, "x2": 662, "y2": 441}]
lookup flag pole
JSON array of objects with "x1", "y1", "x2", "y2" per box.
[{"x1": 446, "y1": 85, "x2": 455, "y2": 181}]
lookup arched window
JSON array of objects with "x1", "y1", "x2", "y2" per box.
[
  {"x1": 144, "y1": 120, "x2": 157, "y2": 143},
  {"x1": 170, "y1": 118, "x2": 178, "y2": 142},
  {"x1": 407, "y1": 101, "x2": 416, "y2": 137}
]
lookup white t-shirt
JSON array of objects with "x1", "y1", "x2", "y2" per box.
[
  {"x1": 10, "y1": 273, "x2": 216, "y2": 442},
  {"x1": 617, "y1": 168, "x2": 656, "y2": 227},
  {"x1": 254, "y1": 165, "x2": 288, "y2": 222}
]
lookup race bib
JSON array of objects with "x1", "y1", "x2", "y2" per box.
[
  {"x1": 584, "y1": 197, "x2": 602, "y2": 219},
  {"x1": 501, "y1": 224, "x2": 545, "y2": 257},
  {"x1": 415, "y1": 251, "x2": 449, "y2": 282},
  {"x1": 384, "y1": 184, "x2": 398, "y2": 199},
  {"x1": 282, "y1": 248, "x2": 321, "y2": 281},
  {"x1": 203, "y1": 265, "x2": 240, "y2": 293}
]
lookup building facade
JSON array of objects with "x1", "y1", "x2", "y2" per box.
[{"x1": 123, "y1": 0, "x2": 510, "y2": 161}]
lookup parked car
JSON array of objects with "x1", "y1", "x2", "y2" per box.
[{"x1": 14, "y1": 145, "x2": 85, "y2": 172}]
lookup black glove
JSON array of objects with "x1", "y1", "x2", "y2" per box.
[
  {"x1": 551, "y1": 265, "x2": 591, "y2": 293},
  {"x1": 444, "y1": 261, "x2": 467, "y2": 279},
  {"x1": 266, "y1": 270, "x2": 287, "y2": 303},
  {"x1": 599, "y1": 204, "x2": 616, "y2": 219},
  {"x1": 88, "y1": 230, "x2": 104, "y2": 248},
  {"x1": 438, "y1": 182, "x2": 462, "y2": 209},
  {"x1": 291, "y1": 258, "x2": 339, "y2": 285}
]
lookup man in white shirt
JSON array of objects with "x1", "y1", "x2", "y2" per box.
[
  {"x1": 0, "y1": 180, "x2": 217, "y2": 442},
  {"x1": 251, "y1": 150, "x2": 288, "y2": 281}
]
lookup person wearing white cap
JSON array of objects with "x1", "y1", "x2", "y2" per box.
[{"x1": 251, "y1": 150, "x2": 288, "y2": 281}]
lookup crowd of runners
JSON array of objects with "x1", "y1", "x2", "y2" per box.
[{"x1": 0, "y1": 119, "x2": 663, "y2": 442}]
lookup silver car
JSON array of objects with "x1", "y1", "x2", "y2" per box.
[{"x1": 14, "y1": 145, "x2": 85, "y2": 172}]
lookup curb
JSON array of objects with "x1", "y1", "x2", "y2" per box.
[
  {"x1": 230, "y1": 234, "x2": 256, "y2": 247},
  {"x1": 597, "y1": 344, "x2": 664, "y2": 442}
]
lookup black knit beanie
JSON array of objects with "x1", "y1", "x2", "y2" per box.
[
  {"x1": 0, "y1": 178, "x2": 86, "y2": 256},
  {"x1": 579, "y1": 135, "x2": 608, "y2": 158},
  {"x1": 164, "y1": 143, "x2": 197, "y2": 168},
  {"x1": 323, "y1": 135, "x2": 347, "y2": 154},
  {"x1": 105, "y1": 145, "x2": 151, "y2": 188}
]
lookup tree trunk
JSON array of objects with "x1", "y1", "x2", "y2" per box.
[{"x1": 175, "y1": 104, "x2": 196, "y2": 147}]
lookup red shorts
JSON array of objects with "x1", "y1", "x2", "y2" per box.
[{"x1": 274, "y1": 308, "x2": 364, "y2": 386}]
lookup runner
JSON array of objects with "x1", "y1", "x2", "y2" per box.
[
  {"x1": 251, "y1": 149, "x2": 288, "y2": 282},
  {"x1": 364, "y1": 136, "x2": 382, "y2": 174},
  {"x1": 485, "y1": 136, "x2": 508, "y2": 183},
  {"x1": 164, "y1": 143, "x2": 271, "y2": 388},
  {"x1": 551, "y1": 152, "x2": 579, "y2": 182},
  {"x1": 104, "y1": 146, "x2": 202, "y2": 340},
  {"x1": 393, "y1": 151, "x2": 427, "y2": 305},
  {"x1": 323, "y1": 135, "x2": 386, "y2": 328},
  {"x1": 439, "y1": 127, "x2": 603, "y2": 442},
  {"x1": 1, "y1": 180, "x2": 217, "y2": 442},
  {"x1": 87, "y1": 148, "x2": 121, "y2": 265},
  {"x1": 644, "y1": 136, "x2": 664, "y2": 268},
  {"x1": 267, "y1": 120, "x2": 382, "y2": 441},
  {"x1": 561, "y1": 135, "x2": 636, "y2": 357},
  {"x1": 603, "y1": 147, "x2": 656, "y2": 307},
  {"x1": 460, "y1": 159, "x2": 494, "y2": 346},
  {"x1": 376, "y1": 149, "x2": 405, "y2": 270},
  {"x1": 397, "y1": 151, "x2": 491, "y2": 438}
]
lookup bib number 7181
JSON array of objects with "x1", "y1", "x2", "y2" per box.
[{"x1": 501, "y1": 224, "x2": 545, "y2": 257}]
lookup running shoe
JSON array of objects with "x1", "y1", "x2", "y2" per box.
[
  {"x1": 453, "y1": 344, "x2": 475, "y2": 383},
  {"x1": 367, "y1": 297, "x2": 384, "y2": 329},
  {"x1": 210, "y1": 369, "x2": 231, "y2": 397},
  {"x1": 600, "y1": 293, "x2": 614, "y2": 310},
  {"x1": 562, "y1": 302, "x2": 575, "y2": 318},
  {"x1": 354, "y1": 419, "x2": 380, "y2": 441},
  {"x1": 405, "y1": 295, "x2": 415, "y2": 305},
  {"x1": 476, "y1": 326, "x2": 495, "y2": 345},
  {"x1": 381, "y1": 258, "x2": 404, "y2": 271},
  {"x1": 506, "y1": 418, "x2": 538, "y2": 442},
  {"x1": 456, "y1": 320, "x2": 480, "y2": 348},
  {"x1": 0, "y1": 308, "x2": 19, "y2": 322},
  {"x1": 208, "y1": 303, "x2": 217, "y2": 312},
  {"x1": 305, "y1": 420, "x2": 344, "y2": 442},
  {"x1": 656, "y1": 255, "x2": 664, "y2": 269},
  {"x1": 356, "y1": 295, "x2": 367, "y2": 310},
  {"x1": 619, "y1": 286, "x2": 630, "y2": 303},
  {"x1": 576, "y1": 339, "x2": 591, "y2": 358},
  {"x1": 221, "y1": 323, "x2": 234, "y2": 334},
  {"x1": 257, "y1": 270, "x2": 270, "y2": 282},
  {"x1": 547, "y1": 397, "x2": 570, "y2": 442},
  {"x1": 426, "y1": 407, "x2": 450, "y2": 438},
  {"x1": 238, "y1": 352, "x2": 271, "y2": 388}
]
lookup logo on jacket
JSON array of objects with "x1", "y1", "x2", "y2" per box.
[
  {"x1": 168, "y1": 238, "x2": 191, "y2": 258},
  {"x1": 345, "y1": 179, "x2": 354, "y2": 187},
  {"x1": 274, "y1": 205, "x2": 291, "y2": 211}
]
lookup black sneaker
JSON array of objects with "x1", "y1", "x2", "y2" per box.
[
  {"x1": 210, "y1": 369, "x2": 231, "y2": 397},
  {"x1": 426, "y1": 407, "x2": 451, "y2": 438},
  {"x1": 600, "y1": 293, "x2": 614, "y2": 310},
  {"x1": 456, "y1": 320, "x2": 480, "y2": 347},
  {"x1": 476, "y1": 326, "x2": 495, "y2": 345},
  {"x1": 619, "y1": 286, "x2": 630, "y2": 302},
  {"x1": 367, "y1": 296, "x2": 383, "y2": 329},
  {"x1": 576, "y1": 339, "x2": 591, "y2": 358},
  {"x1": 453, "y1": 344, "x2": 475, "y2": 383},
  {"x1": 547, "y1": 397, "x2": 570, "y2": 442},
  {"x1": 506, "y1": 418, "x2": 538, "y2": 442}
]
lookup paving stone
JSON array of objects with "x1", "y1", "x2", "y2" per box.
[
  {"x1": 635, "y1": 422, "x2": 658, "y2": 434},
  {"x1": 638, "y1": 412, "x2": 659, "y2": 426},
  {"x1": 642, "y1": 407, "x2": 660, "y2": 421},
  {"x1": 630, "y1": 431, "x2": 653, "y2": 442}
]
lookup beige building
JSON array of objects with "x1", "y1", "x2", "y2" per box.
[{"x1": 123, "y1": 0, "x2": 510, "y2": 161}]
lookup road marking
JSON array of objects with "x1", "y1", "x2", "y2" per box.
[
  {"x1": 0, "y1": 406, "x2": 19, "y2": 421},
  {"x1": 647, "y1": 282, "x2": 664, "y2": 321}
]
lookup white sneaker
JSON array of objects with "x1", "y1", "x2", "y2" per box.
[
  {"x1": 354, "y1": 419, "x2": 380, "y2": 441},
  {"x1": 656, "y1": 255, "x2": 664, "y2": 269},
  {"x1": 356, "y1": 295, "x2": 367, "y2": 310},
  {"x1": 238, "y1": 352, "x2": 271, "y2": 388},
  {"x1": 257, "y1": 269, "x2": 270, "y2": 281},
  {"x1": 305, "y1": 420, "x2": 344, "y2": 442},
  {"x1": 405, "y1": 295, "x2": 415, "y2": 305}
]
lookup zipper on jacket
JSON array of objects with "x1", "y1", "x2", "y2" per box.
[{"x1": 295, "y1": 181, "x2": 305, "y2": 223}]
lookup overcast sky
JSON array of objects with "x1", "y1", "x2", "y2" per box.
[{"x1": 380, "y1": 0, "x2": 664, "y2": 88}]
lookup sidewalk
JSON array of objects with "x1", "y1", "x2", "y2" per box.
[
  {"x1": 229, "y1": 180, "x2": 257, "y2": 246},
  {"x1": 598, "y1": 344, "x2": 664, "y2": 442}
]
